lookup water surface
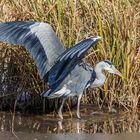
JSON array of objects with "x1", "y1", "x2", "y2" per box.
[{"x1": 0, "y1": 105, "x2": 140, "y2": 139}]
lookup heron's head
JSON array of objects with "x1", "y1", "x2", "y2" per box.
[
  {"x1": 95, "y1": 60, "x2": 123, "y2": 77},
  {"x1": 101, "y1": 60, "x2": 123, "y2": 77}
]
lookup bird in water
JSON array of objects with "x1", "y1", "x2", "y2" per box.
[{"x1": 0, "y1": 21, "x2": 123, "y2": 119}]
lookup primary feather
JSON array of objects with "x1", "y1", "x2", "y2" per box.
[{"x1": 0, "y1": 21, "x2": 65, "y2": 79}]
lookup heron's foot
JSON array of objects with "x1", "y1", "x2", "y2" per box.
[
  {"x1": 76, "y1": 112, "x2": 81, "y2": 119},
  {"x1": 58, "y1": 111, "x2": 63, "y2": 120}
]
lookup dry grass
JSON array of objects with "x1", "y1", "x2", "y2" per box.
[{"x1": 0, "y1": 0, "x2": 139, "y2": 113}]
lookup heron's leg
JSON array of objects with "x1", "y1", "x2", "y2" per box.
[
  {"x1": 58, "y1": 98, "x2": 66, "y2": 120},
  {"x1": 76, "y1": 94, "x2": 82, "y2": 119}
]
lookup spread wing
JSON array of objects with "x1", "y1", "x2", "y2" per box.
[
  {"x1": 0, "y1": 21, "x2": 65, "y2": 80},
  {"x1": 47, "y1": 36, "x2": 101, "y2": 89}
]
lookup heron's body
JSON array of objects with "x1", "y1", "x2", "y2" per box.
[
  {"x1": 0, "y1": 21, "x2": 122, "y2": 119},
  {"x1": 45, "y1": 63, "x2": 93, "y2": 98}
]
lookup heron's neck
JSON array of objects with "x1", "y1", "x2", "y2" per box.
[{"x1": 91, "y1": 63, "x2": 106, "y2": 88}]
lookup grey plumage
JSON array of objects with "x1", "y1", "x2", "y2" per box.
[
  {"x1": 0, "y1": 21, "x2": 123, "y2": 119},
  {"x1": 0, "y1": 21, "x2": 64, "y2": 79}
]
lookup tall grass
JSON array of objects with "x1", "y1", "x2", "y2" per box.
[{"x1": 0, "y1": 0, "x2": 139, "y2": 113}]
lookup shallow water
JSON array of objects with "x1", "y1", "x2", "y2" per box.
[{"x1": 0, "y1": 105, "x2": 140, "y2": 139}]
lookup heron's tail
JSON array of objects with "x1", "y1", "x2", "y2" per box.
[{"x1": 40, "y1": 88, "x2": 51, "y2": 97}]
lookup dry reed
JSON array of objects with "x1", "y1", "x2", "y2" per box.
[{"x1": 0, "y1": 0, "x2": 139, "y2": 113}]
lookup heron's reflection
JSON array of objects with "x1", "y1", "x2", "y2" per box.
[
  {"x1": 0, "y1": 111, "x2": 139, "y2": 134},
  {"x1": 58, "y1": 120, "x2": 63, "y2": 130},
  {"x1": 57, "y1": 119, "x2": 87, "y2": 134}
]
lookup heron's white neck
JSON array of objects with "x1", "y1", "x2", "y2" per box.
[{"x1": 91, "y1": 62, "x2": 106, "y2": 88}]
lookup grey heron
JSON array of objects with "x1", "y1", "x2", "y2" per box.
[{"x1": 0, "y1": 21, "x2": 123, "y2": 119}]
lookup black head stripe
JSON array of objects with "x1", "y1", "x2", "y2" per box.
[{"x1": 104, "y1": 60, "x2": 112, "y2": 65}]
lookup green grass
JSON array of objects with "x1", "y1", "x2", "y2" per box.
[{"x1": 0, "y1": 0, "x2": 139, "y2": 113}]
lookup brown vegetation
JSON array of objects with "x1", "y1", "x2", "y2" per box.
[{"x1": 0, "y1": 0, "x2": 139, "y2": 114}]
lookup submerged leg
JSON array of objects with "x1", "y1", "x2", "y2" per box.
[
  {"x1": 76, "y1": 94, "x2": 82, "y2": 119},
  {"x1": 58, "y1": 98, "x2": 66, "y2": 120}
]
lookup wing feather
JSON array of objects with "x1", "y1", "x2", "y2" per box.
[
  {"x1": 0, "y1": 21, "x2": 65, "y2": 80},
  {"x1": 47, "y1": 36, "x2": 100, "y2": 88}
]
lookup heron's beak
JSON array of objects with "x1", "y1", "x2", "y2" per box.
[{"x1": 115, "y1": 69, "x2": 124, "y2": 78}]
